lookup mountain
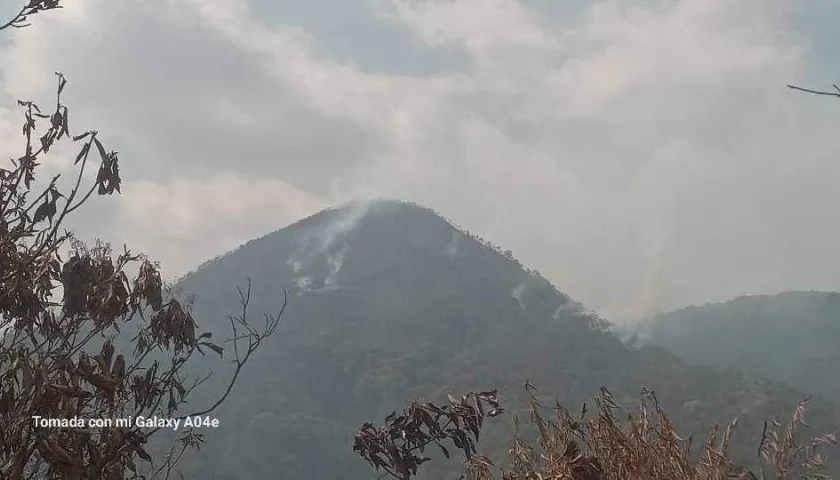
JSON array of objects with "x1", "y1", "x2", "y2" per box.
[
  {"x1": 161, "y1": 200, "x2": 840, "y2": 478},
  {"x1": 629, "y1": 291, "x2": 840, "y2": 401}
]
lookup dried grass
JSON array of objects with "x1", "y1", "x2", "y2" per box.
[{"x1": 464, "y1": 385, "x2": 838, "y2": 480}]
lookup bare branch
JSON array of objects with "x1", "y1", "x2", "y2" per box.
[
  {"x1": 0, "y1": 2, "x2": 63, "y2": 33},
  {"x1": 787, "y1": 84, "x2": 840, "y2": 98}
]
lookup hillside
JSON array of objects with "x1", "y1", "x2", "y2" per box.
[
  {"x1": 630, "y1": 291, "x2": 840, "y2": 400},
  {"x1": 161, "y1": 200, "x2": 840, "y2": 478}
]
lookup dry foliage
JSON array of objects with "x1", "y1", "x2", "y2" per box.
[
  {"x1": 353, "y1": 390, "x2": 504, "y2": 480},
  {"x1": 1, "y1": 4, "x2": 283, "y2": 478},
  {"x1": 497, "y1": 384, "x2": 838, "y2": 480},
  {"x1": 358, "y1": 383, "x2": 838, "y2": 480}
]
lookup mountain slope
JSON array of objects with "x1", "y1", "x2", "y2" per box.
[
  {"x1": 631, "y1": 291, "x2": 840, "y2": 400},
  {"x1": 165, "y1": 200, "x2": 840, "y2": 479}
]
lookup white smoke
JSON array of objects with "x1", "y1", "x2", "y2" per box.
[
  {"x1": 552, "y1": 295, "x2": 589, "y2": 320},
  {"x1": 324, "y1": 242, "x2": 349, "y2": 287},
  {"x1": 512, "y1": 282, "x2": 526, "y2": 310},
  {"x1": 312, "y1": 199, "x2": 376, "y2": 255},
  {"x1": 287, "y1": 258, "x2": 304, "y2": 273},
  {"x1": 444, "y1": 230, "x2": 460, "y2": 257},
  {"x1": 293, "y1": 276, "x2": 313, "y2": 294},
  {"x1": 612, "y1": 321, "x2": 654, "y2": 348},
  {"x1": 284, "y1": 198, "x2": 378, "y2": 286}
]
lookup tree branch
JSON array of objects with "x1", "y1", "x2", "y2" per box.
[{"x1": 787, "y1": 84, "x2": 840, "y2": 98}]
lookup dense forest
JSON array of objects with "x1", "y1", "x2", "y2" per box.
[
  {"x1": 161, "y1": 200, "x2": 840, "y2": 478},
  {"x1": 628, "y1": 291, "x2": 840, "y2": 401}
]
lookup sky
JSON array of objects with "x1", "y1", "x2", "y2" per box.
[{"x1": 1, "y1": 0, "x2": 839, "y2": 323}]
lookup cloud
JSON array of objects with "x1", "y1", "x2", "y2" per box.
[
  {"x1": 108, "y1": 172, "x2": 323, "y2": 274},
  {"x1": 2, "y1": 0, "x2": 840, "y2": 322}
]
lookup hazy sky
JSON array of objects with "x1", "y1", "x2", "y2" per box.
[{"x1": 1, "y1": 0, "x2": 839, "y2": 323}]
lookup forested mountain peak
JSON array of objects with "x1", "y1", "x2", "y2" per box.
[
  {"x1": 167, "y1": 201, "x2": 839, "y2": 478},
  {"x1": 180, "y1": 198, "x2": 589, "y2": 327}
]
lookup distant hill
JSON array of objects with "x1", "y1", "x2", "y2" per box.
[
  {"x1": 159, "y1": 200, "x2": 840, "y2": 479},
  {"x1": 629, "y1": 291, "x2": 840, "y2": 401}
]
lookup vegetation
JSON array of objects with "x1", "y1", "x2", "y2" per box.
[
  {"x1": 353, "y1": 389, "x2": 503, "y2": 479},
  {"x1": 2, "y1": 4, "x2": 839, "y2": 480},
  {"x1": 0, "y1": 4, "x2": 282, "y2": 478},
  {"x1": 631, "y1": 292, "x2": 840, "y2": 400},
  {"x1": 356, "y1": 383, "x2": 838, "y2": 479},
  {"x1": 167, "y1": 201, "x2": 840, "y2": 478}
]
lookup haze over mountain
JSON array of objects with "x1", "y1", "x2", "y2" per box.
[
  {"x1": 159, "y1": 199, "x2": 840, "y2": 479},
  {"x1": 6, "y1": 0, "x2": 840, "y2": 325},
  {"x1": 629, "y1": 291, "x2": 840, "y2": 401},
  {"x1": 4, "y1": 1, "x2": 840, "y2": 478}
]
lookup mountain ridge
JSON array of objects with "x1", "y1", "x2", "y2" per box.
[
  {"x1": 163, "y1": 199, "x2": 840, "y2": 478},
  {"x1": 632, "y1": 290, "x2": 840, "y2": 402}
]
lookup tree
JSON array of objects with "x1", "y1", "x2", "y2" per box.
[
  {"x1": 0, "y1": 3, "x2": 284, "y2": 478},
  {"x1": 355, "y1": 384, "x2": 837, "y2": 479},
  {"x1": 353, "y1": 390, "x2": 503, "y2": 480}
]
